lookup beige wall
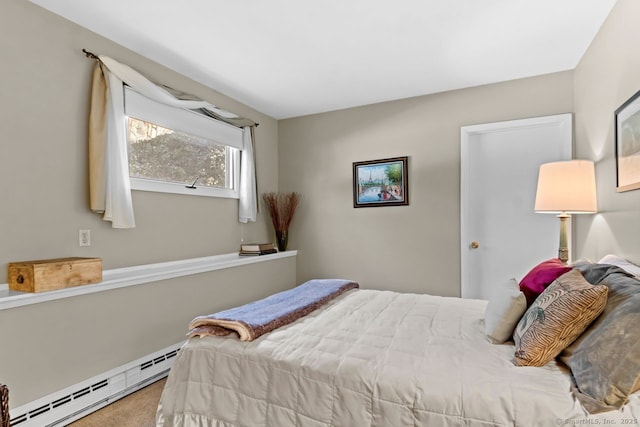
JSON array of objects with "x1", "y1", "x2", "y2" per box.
[
  {"x1": 0, "y1": 257, "x2": 296, "y2": 407},
  {"x1": 574, "y1": 0, "x2": 640, "y2": 264},
  {"x1": 279, "y1": 72, "x2": 574, "y2": 296},
  {"x1": 0, "y1": 0, "x2": 278, "y2": 274},
  {"x1": 0, "y1": 0, "x2": 295, "y2": 408}
]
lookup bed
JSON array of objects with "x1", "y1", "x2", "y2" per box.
[{"x1": 156, "y1": 257, "x2": 640, "y2": 427}]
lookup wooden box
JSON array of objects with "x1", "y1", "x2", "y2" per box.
[{"x1": 8, "y1": 257, "x2": 102, "y2": 293}]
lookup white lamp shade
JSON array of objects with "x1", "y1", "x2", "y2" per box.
[{"x1": 534, "y1": 160, "x2": 597, "y2": 214}]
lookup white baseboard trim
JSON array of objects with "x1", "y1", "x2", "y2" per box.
[
  {"x1": 0, "y1": 250, "x2": 297, "y2": 311},
  {"x1": 9, "y1": 341, "x2": 185, "y2": 427}
]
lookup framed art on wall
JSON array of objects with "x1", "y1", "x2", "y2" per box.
[
  {"x1": 352, "y1": 156, "x2": 409, "y2": 208},
  {"x1": 615, "y1": 89, "x2": 640, "y2": 192}
]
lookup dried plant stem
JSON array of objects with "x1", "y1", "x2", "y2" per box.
[{"x1": 262, "y1": 192, "x2": 301, "y2": 231}]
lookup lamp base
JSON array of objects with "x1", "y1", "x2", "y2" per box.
[
  {"x1": 558, "y1": 247, "x2": 569, "y2": 265},
  {"x1": 558, "y1": 213, "x2": 570, "y2": 265}
]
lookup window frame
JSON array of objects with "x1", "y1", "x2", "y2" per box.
[{"x1": 124, "y1": 87, "x2": 242, "y2": 199}]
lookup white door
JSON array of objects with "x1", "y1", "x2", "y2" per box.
[{"x1": 460, "y1": 114, "x2": 572, "y2": 299}]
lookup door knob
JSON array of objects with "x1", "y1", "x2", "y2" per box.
[{"x1": 471, "y1": 241, "x2": 479, "y2": 249}]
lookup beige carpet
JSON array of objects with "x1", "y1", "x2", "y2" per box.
[{"x1": 68, "y1": 378, "x2": 166, "y2": 427}]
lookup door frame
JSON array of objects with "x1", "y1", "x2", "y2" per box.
[{"x1": 460, "y1": 114, "x2": 572, "y2": 298}]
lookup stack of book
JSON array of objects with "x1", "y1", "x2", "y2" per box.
[{"x1": 239, "y1": 242, "x2": 278, "y2": 256}]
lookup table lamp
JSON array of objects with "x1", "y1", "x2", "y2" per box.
[{"x1": 534, "y1": 160, "x2": 597, "y2": 264}]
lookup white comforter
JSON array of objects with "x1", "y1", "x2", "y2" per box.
[{"x1": 157, "y1": 289, "x2": 640, "y2": 426}]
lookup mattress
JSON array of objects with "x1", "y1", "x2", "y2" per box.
[{"x1": 157, "y1": 289, "x2": 640, "y2": 426}]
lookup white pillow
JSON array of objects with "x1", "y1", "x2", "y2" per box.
[
  {"x1": 598, "y1": 254, "x2": 640, "y2": 278},
  {"x1": 484, "y1": 278, "x2": 527, "y2": 344}
]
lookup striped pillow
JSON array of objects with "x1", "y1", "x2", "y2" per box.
[{"x1": 513, "y1": 269, "x2": 608, "y2": 367}]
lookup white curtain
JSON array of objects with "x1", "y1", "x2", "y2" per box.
[
  {"x1": 239, "y1": 127, "x2": 257, "y2": 223},
  {"x1": 102, "y1": 69, "x2": 135, "y2": 228},
  {"x1": 89, "y1": 55, "x2": 257, "y2": 228},
  {"x1": 100, "y1": 56, "x2": 215, "y2": 111}
]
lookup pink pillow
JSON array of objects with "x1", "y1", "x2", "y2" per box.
[{"x1": 519, "y1": 258, "x2": 572, "y2": 306}]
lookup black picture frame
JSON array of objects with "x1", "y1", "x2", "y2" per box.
[
  {"x1": 352, "y1": 156, "x2": 409, "y2": 208},
  {"x1": 615, "y1": 89, "x2": 640, "y2": 192}
]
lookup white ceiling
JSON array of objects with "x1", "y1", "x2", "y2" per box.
[{"x1": 31, "y1": 0, "x2": 617, "y2": 119}]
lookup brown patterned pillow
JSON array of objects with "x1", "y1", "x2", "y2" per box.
[{"x1": 513, "y1": 269, "x2": 608, "y2": 367}]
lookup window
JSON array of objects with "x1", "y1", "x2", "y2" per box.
[{"x1": 124, "y1": 87, "x2": 242, "y2": 198}]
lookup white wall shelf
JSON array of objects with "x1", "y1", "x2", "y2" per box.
[{"x1": 0, "y1": 251, "x2": 297, "y2": 311}]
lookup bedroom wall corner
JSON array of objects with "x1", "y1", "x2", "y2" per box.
[
  {"x1": 573, "y1": 0, "x2": 640, "y2": 264},
  {"x1": 278, "y1": 72, "x2": 574, "y2": 296}
]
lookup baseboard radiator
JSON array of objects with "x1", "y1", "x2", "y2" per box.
[{"x1": 9, "y1": 341, "x2": 184, "y2": 427}]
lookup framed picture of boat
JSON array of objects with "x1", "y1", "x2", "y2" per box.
[
  {"x1": 615, "y1": 89, "x2": 640, "y2": 192},
  {"x1": 353, "y1": 156, "x2": 409, "y2": 208}
]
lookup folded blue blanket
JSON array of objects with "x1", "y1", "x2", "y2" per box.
[{"x1": 188, "y1": 279, "x2": 359, "y2": 341}]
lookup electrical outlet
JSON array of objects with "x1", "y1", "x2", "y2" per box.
[{"x1": 79, "y1": 229, "x2": 91, "y2": 247}]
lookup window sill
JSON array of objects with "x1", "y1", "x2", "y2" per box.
[
  {"x1": 0, "y1": 251, "x2": 297, "y2": 311},
  {"x1": 131, "y1": 177, "x2": 240, "y2": 199}
]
